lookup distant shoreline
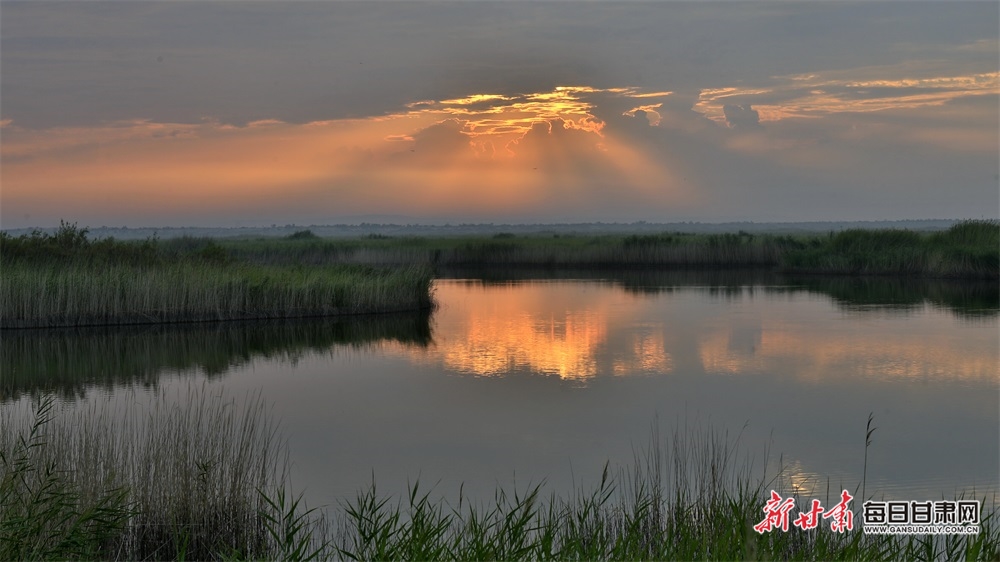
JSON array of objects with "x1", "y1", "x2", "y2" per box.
[
  {"x1": 1, "y1": 219, "x2": 973, "y2": 241},
  {"x1": 212, "y1": 220, "x2": 998, "y2": 280}
]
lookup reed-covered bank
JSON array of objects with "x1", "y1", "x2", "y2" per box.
[
  {"x1": 217, "y1": 220, "x2": 999, "y2": 279},
  {"x1": 2, "y1": 395, "x2": 996, "y2": 561},
  {"x1": 223, "y1": 230, "x2": 789, "y2": 268},
  {"x1": 2, "y1": 220, "x2": 994, "y2": 327},
  {"x1": 4, "y1": 271, "x2": 992, "y2": 405},
  {"x1": 1, "y1": 262, "x2": 433, "y2": 329},
  {"x1": 0, "y1": 224, "x2": 434, "y2": 328},
  {"x1": 781, "y1": 220, "x2": 999, "y2": 278}
]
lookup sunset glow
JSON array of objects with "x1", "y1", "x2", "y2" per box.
[
  {"x1": 1, "y1": 2, "x2": 997, "y2": 227},
  {"x1": 2, "y1": 85, "x2": 697, "y2": 224}
]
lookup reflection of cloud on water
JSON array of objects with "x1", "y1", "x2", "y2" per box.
[
  {"x1": 395, "y1": 281, "x2": 674, "y2": 381},
  {"x1": 438, "y1": 309, "x2": 607, "y2": 379},
  {"x1": 698, "y1": 309, "x2": 997, "y2": 384},
  {"x1": 396, "y1": 280, "x2": 997, "y2": 386},
  {"x1": 613, "y1": 331, "x2": 673, "y2": 376}
]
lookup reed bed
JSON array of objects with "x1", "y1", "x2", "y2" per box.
[
  {"x1": 333, "y1": 430, "x2": 998, "y2": 561},
  {"x1": 0, "y1": 389, "x2": 312, "y2": 560},
  {"x1": 4, "y1": 221, "x2": 994, "y2": 329},
  {"x1": 219, "y1": 221, "x2": 999, "y2": 279},
  {"x1": 224, "y1": 232, "x2": 787, "y2": 268},
  {"x1": 0, "y1": 224, "x2": 434, "y2": 328},
  {"x1": 781, "y1": 220, "x2": 999, "y2": 278},
  {"x1": 0, "y1": 262, "x2": 433, "y2": 329},
  {"x1": 2, "y1": 394, "x2": 996, "y2": 560}
]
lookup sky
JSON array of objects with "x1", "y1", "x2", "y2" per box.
[{"x1": 1, "y1": 1, "x2": 998, "y2": 228}]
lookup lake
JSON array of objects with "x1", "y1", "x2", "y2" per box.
[{"x1": 3, "y1": 271, "x2": 997, "y2": 510}]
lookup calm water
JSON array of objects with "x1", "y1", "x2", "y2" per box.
[{"x1": 3, "y1": 272, "x2": 997, "y2": 509}]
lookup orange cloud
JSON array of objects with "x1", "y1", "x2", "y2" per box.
[
  {"x1": 695, "y1": 70, "x2": 1000, "y2": 124},
  {"x1": 2, "y1": 86, "x2": 693, "y2": 224}
]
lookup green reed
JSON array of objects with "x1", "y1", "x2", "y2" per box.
[
  {"x1": 780, "y1": 220, "x2": 999, "y2": 278},
  {"x1": 1, "y1": 262, "x2": 433, "y2": 328},
  {"x1": 333, "y1": 424, "x2": 998, "y2": 561},
  {"x1": 0, "y1": 389, "x2": 319, "y2": 560},
  {"x1": 2, "y1": 395, "x2": 996, "y2": 561},
  {"x1": 0, "y1": 223, "x2": 434, "y2": 328}
]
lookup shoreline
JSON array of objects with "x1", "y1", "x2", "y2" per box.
[{"x1": 2, "y1": 221, "x2": 995, "y2": 329}]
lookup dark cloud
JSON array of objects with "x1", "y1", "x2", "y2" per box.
[
  {"x1": 723, "y1": 105, "x2": 762, "y2": 130},
  {"x1": 2, "y1": 2, "x2": 997, "y2": 127}
]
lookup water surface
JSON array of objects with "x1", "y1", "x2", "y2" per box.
[{"x1": 3, "y1": 272, "x2": 997, "y2": 509}]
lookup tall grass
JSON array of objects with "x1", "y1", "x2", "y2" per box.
[
  {"x1": 0, "y1": 223, "x2": 434, "y2": 328},
  {"x1": 781, "y1": 220, "x2": 999, "y2": 278},
  {"x1": 333, "y1": 425, "x2": 998, "y2": 561},
  {"x1": 0, "y1": 389, "x2": 316, "y2": 560},
  {"x1": 1, "y1": 262, "x2": 433, "y2": 329},
  {"x1": 3, "y1": 396, "x2": 996, "y2": 560},
  {"x1": 4, "y1": 222, "x2": 994, "y2": 329}
]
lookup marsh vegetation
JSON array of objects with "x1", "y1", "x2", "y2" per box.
[
  {"x1": 0, "y1": 391, "x2": 298, "y2": 560},
  {"x1": 217, "y1": 220, "x2": 998, "y2": 278},
  {"x1": 2, "y1": 222, "x2": 996, "y2": 560},
  {"x1": 2, "y1": 393, "x2": 996, "y2": 561},
  {"x1": 2, "y1": 220, "x2": 994, "y2": 328},
  {"x1": 0, "y1": 223, "x2": 434, "y2": 328}
]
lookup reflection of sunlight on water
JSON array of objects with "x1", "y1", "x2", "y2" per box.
[
  {"x1": 775, "y1": 457, "x2": 1000, "y2": 510},
  {"x1": 613, "y1": 332, "x2": 673, "y2": 376},
  {"x1": 776, "y1": 459, "x2": 839, "y2": 500},
  {"x1": 397, "y1": 281, "x2": 677, "y2": 381},
  {"x1": 416, "y1": 309, "x2": 609, "y2": 380},
  {"x1": 391, "y1": 280, "x2": 998, "y2": 385},
  {"x1": 699, "y1": 330, "x2": 766, "y2": 375},
  {"x1": 439, "y1": 309, "x2": 606, "y2": 379}
]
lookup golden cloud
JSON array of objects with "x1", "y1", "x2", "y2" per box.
[{"x1": 2, "y1": 85, "x2": 694, "y2": 223}]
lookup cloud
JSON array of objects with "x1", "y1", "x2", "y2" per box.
[
  {"x1": 407, "y1": 119, "x2": 474, "y2": 163},
  {"x1": 722, "y1": 104, "x2": 762, "y2": 129},
  {"x1": 4, "y1": 2, "x2": 995, "y2": 129},
  {"x1": 1, "y1": 0, "x2": 998, "y2": 231},
  {"x1": 695, "y1": 66, "x2": 999, "y2": 125}
]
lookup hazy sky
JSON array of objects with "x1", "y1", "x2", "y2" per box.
[{"x1": 2, "y1": 1, "x2": 998, "y2": 228}]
